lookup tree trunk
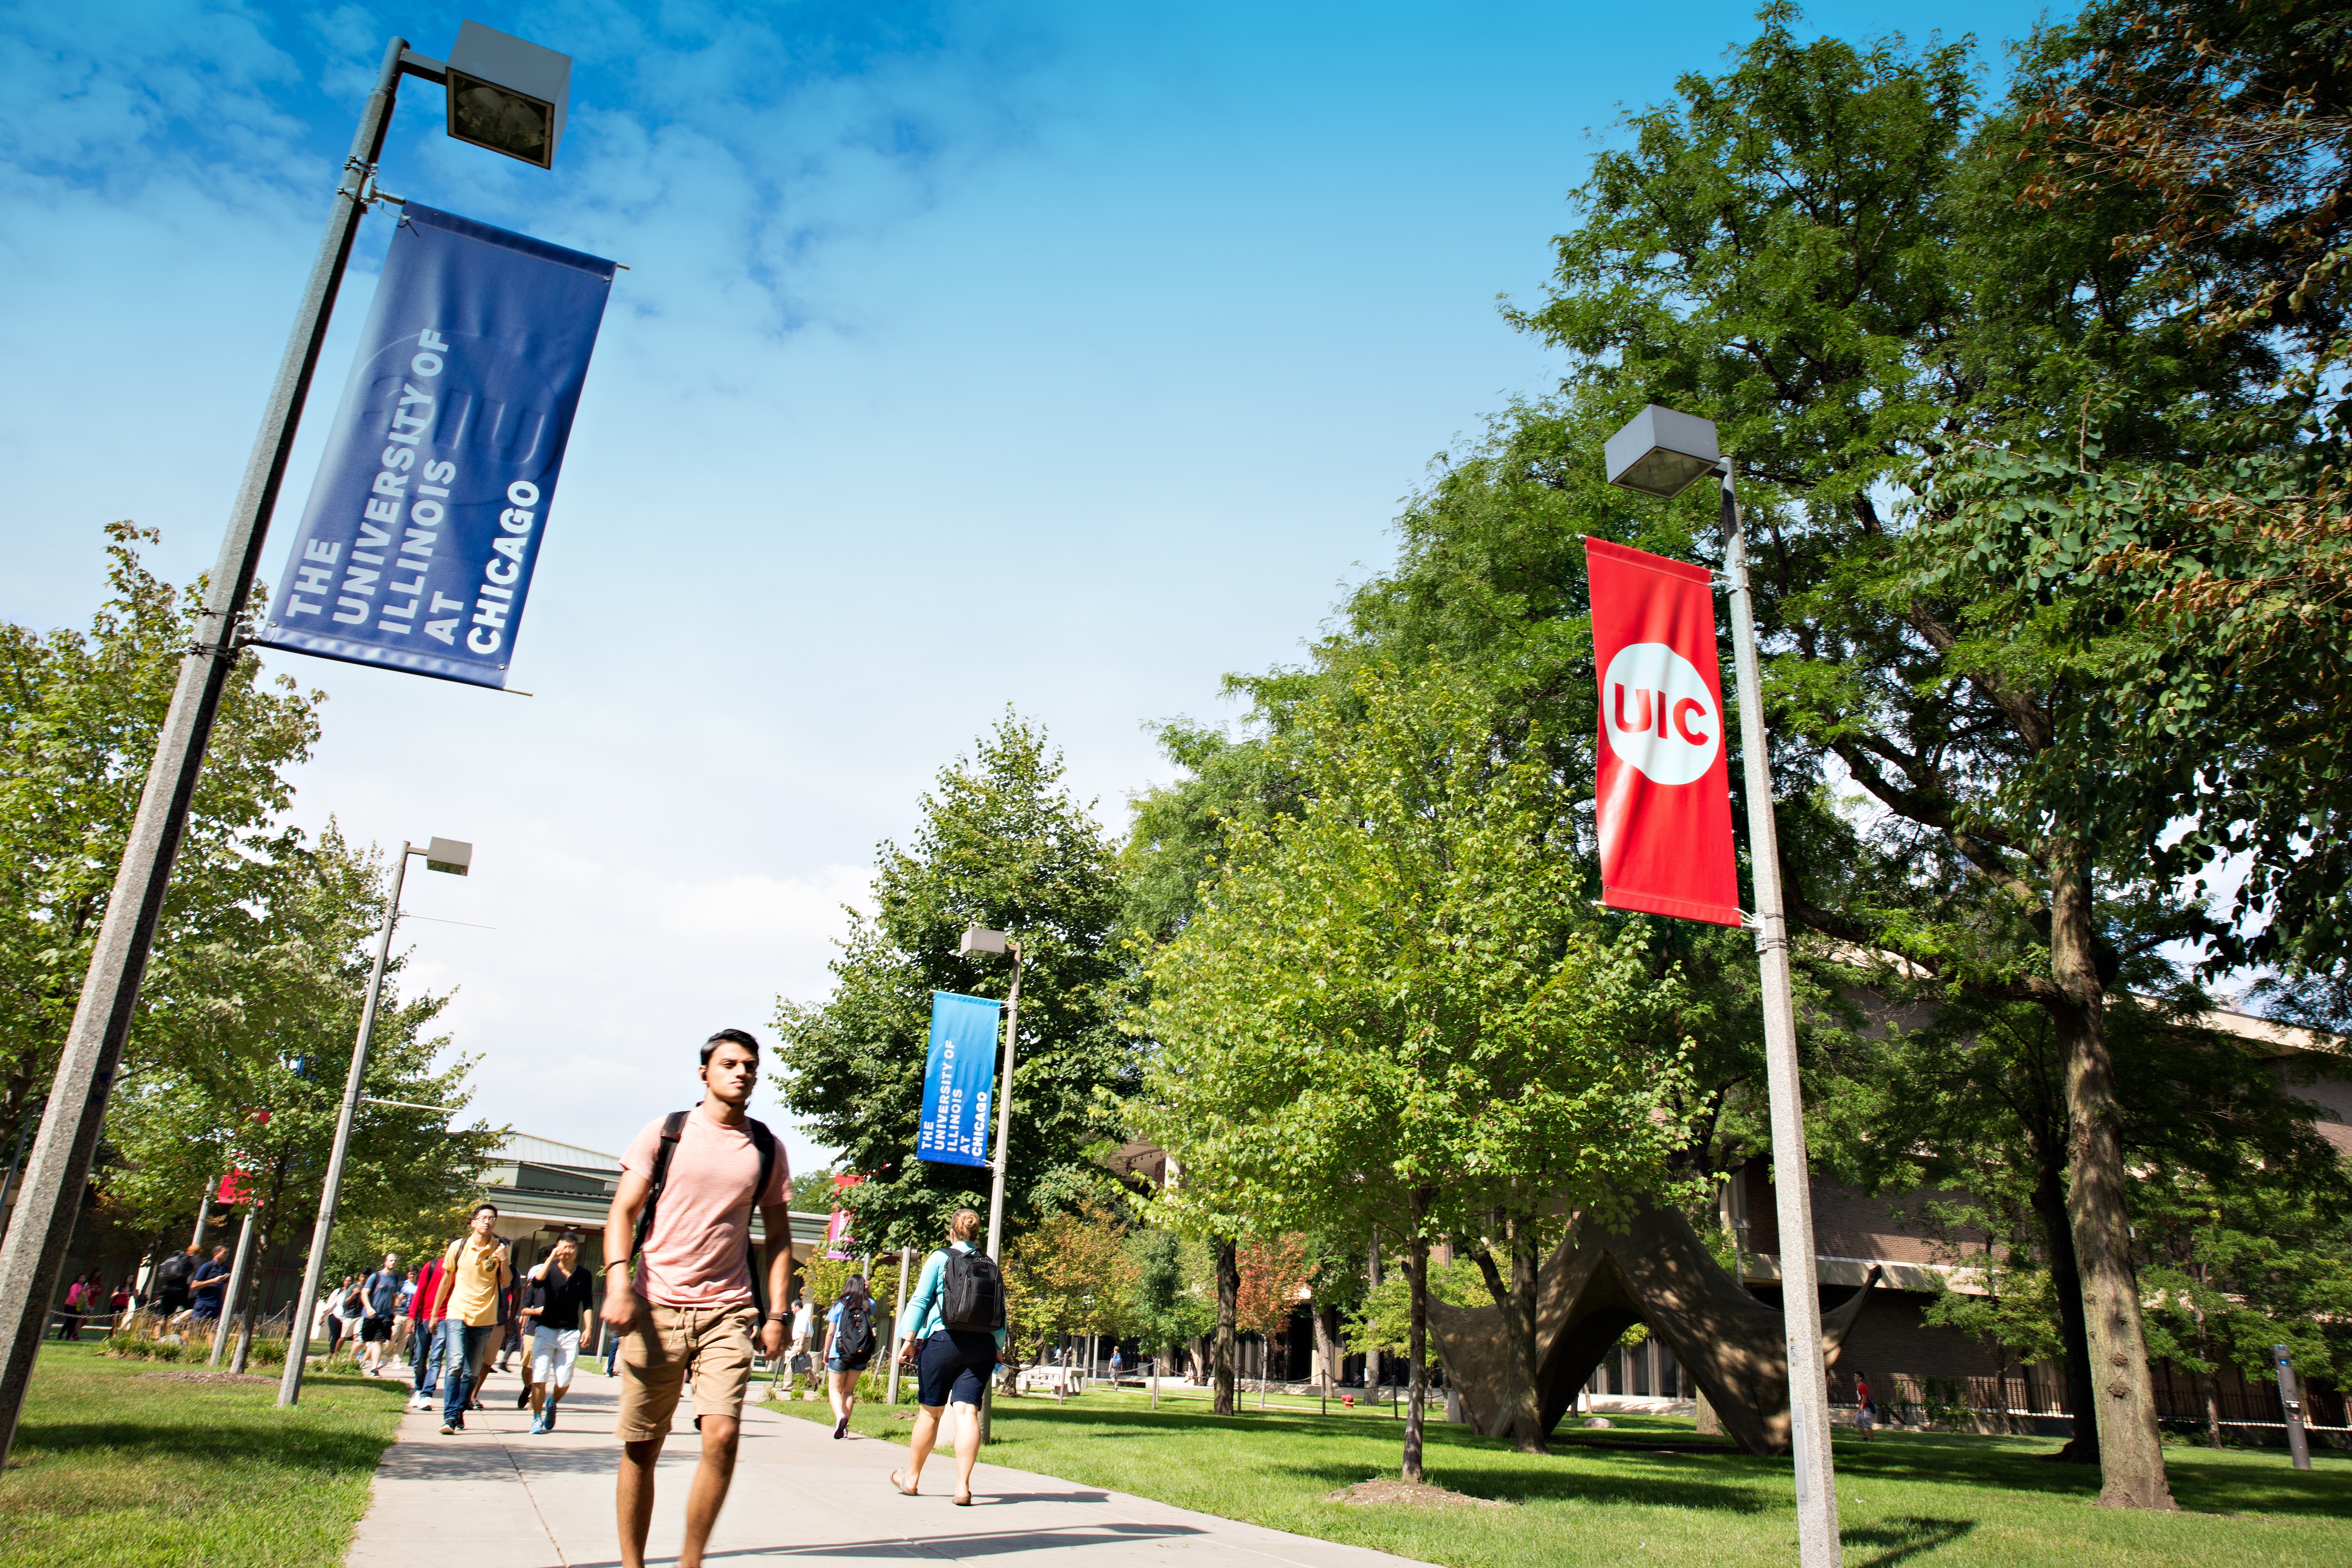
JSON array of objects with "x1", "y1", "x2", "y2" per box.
[
  {"x1": 2031, "y1": 1159, "x2": 2100, "y2": 1463},
  {"x1": 2049, "y1": 862, "x2": 2177, "y2": 1510},
  {"x1": 1403, "y1": 1194, "x2": 1430, "y2": 1484},
  {"x1": 1471, "y1": 1225, "x2": 1543, "y2": 1450},
  {"x1": 1213, "y1": 1238, "x2": 1238, "y2": 1417}
]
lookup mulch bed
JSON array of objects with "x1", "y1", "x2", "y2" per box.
[{"x1": 1325, "y1": 1478, "x2": 1509, "y2": 1509}]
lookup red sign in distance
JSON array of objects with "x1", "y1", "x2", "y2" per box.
[{"x1": 1585, "y1": 538, "x2": 1742, "y2": 927}]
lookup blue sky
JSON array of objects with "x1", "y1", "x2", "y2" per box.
[{"x1": 5, "y1": 1, "x2": 2056, "y2": 1184}]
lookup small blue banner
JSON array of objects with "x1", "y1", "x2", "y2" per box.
[
  {"x1": 254, "y1": 203, "x2": 615, "y2": 687},
  {"x1": 918, "y1": 992, "x2": 1000, "y2": 1168}
]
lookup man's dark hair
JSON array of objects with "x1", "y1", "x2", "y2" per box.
[
  {"x1": 702, "y1": 1027, "x2": 761, "y2": 1065},
  {"x1": 473, "y1": 1202, "x2": 499, "y2": 1219}
]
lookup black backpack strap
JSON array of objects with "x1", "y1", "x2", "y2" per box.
[
  {"x1": 630, "y1": 1112, "x2": 690, "y2": 1275},
  {"x1": 745, "y1": 1118, "x2": 777, "y2": 1319}
]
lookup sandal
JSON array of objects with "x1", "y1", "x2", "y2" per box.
[{"x1": 889, "y1": 1470, "x2": 919, "y2": 1496}]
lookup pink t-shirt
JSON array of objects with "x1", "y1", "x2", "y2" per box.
[{"x1": 621, "y1": 1109, "x2": 793, "y2": 1308}]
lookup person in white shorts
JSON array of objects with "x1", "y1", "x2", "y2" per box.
[{"x1": 524, "y1": 1234, "x2": 595, "y2": 1434}]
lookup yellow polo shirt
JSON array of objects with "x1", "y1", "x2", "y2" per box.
[{"x1": 441, "y1": 1235, "x2": 510, "y2": 1328}]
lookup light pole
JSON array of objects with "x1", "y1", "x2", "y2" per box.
[
  {"x1": 1605, "y1": 404, "x2": 1843, "y2": 1568},
  {"x1": 959, "y1": 926, "x2": 1022, "y2": 1441},
  {"x1": 277, "y1": 835, "x2": 472, "y2": 1407},
  {"x1": 0, "y1": 22, "x2": 569, "y2": 1464}
]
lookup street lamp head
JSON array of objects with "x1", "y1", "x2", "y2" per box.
[
  {"x1": 959, "y1": 927, "x2": 1010, "y2": 958},
  {"x1": 423, "y1": 837, "x2": 473, "y2": 876},
  {"x1": 1604, "y1": 405, "x2": 1722, "y2": 499},
  {"x1": 445, "y1": 21, "x2": 571, "y2": 170}
]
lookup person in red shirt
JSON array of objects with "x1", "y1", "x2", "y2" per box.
[{"x1": 408, "y1": 1252, "x2": 449, "y2": 1412}]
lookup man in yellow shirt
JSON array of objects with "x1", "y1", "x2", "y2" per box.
[{"x1": 430, "y1": 1203, "x2": 512, "y2": 1434}]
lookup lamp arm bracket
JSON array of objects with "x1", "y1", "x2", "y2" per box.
[{"x1": 397, "y1": 51, "x2": 449, "y2": 84}]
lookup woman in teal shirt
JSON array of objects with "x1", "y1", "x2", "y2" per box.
[{"x1": 888, "y1": 1209, "x2": 1004, "y2": 1506}]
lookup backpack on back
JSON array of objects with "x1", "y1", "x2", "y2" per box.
[
  {"x1": 156, "y1": 1253, "x2": 194, "y2": 1288},
  {"x1": 836, "y1": 1298, "x2": 875, "y2": 1360},
  {"x1": 940, "y1": 1246, "x2": 1005, "y2": 1333}
]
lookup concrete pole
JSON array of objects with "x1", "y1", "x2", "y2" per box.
[
  {"x1": 1722, "y1": 463, "x2": 1842, "y2": 1566},
  {"x1": 278, "y1": 842, "x2": 413, "y2": 1406},
  {"x1": 886, "y1": 1245, "x2": 911, "y2": 1405},
  {"x1": 190, "y1": 1178, "x2": 217, "y2": 1253},
  {"x1": 207, "y1": 1207, "x2": 259, "y2": 1368},
  {"x1": 978, "y1": 941, "x2": 1022, "y2": 1443},
  {"x1": 0, "y1": 37, "x2": 413, "y2": 1469},
  {"x1": 2275, "y1": 1345, "x2": 2312, "y2": 1471}
]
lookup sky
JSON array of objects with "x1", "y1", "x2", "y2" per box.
[{"x1": 4, "y1": 0, "x2": 2058, "y2": 1189}]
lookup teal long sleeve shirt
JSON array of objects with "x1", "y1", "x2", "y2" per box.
[{"x1": 900, "y1": 1241, "x2": 1007, "y2": 1349}]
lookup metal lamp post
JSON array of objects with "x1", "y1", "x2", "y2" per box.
[
  {"x1": 1604, "y1": 404, "x2": 1843, "y2": 1568},
  {"x1": 0, "y1": 22, "x2": 569, "y2": 1463},
  {"x1": 276, "y1": 836, "x2": 472, "y2": 1407},
  {"x1": 959, "y1": 926, "x2": 1022, "y2": 1440}
]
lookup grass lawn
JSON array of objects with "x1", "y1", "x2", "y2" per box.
[
  {"x1": 0, "y1": 1340, "x2": 408, "y2": 1568},
  {"x1": 772, "y1": 1385, "x2": 2352, "y2": 1567}
]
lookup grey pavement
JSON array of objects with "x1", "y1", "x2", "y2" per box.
[{"x1": 343, "y1": 1362, "x2": 1429, "y2": 1568}]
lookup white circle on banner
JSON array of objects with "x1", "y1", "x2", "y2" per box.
[{"x1": 1602, "y1": 641, "x2": 1721, "y2": 786}]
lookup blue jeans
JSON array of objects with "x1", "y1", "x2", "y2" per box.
[
  {"x1": 440, "y1": 1321, "x2": 496, "y2": 1427},
  {"x1": 413, "y1": 1319, "x2": 445, "y2": 1394}
]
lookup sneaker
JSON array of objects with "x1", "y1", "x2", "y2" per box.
[
  {"x1": 439, "y1": 1421, "x2": 459, "y2": 1435},
  {"x1": 530, "y1": 1415, "x2": 548, "y2": 1435},
  {"x1": 517, "y1": 1386, "x2": 532, "y2": 1409},
  {"x1": 543, "y1": 1408, "x2": 557, "y2": 1431},
  {"x1": 833, "y1": 1416, "x2": 849, "y2": 1440}
]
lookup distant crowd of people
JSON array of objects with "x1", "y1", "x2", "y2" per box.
[{"x1": 43, "y1": 1023, "x2": 1020, "y2": 1568}]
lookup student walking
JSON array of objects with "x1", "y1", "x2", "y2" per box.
[
  {"x1": 361, "y1": 1255, "x2": 402, "y2": 1376},
  {"x1": 823, "y1": 1273, "x2": 878, "y2": 1438},
  {"x1": 187, "y1": 1245, "x2": 232, "y2": 1329},
  {"x1": 152, "y1": 1246, "x2": 199, "y2": 1325},
  {"x1": 407, "y1": 1248, "x2": 448, "y2": 1411},
  {"x1": 889, "y1": 1209, "x2": 1007, "y2": 1506},
  {"x1": 601, "y1": 1029, "x2": 793, "y2": 1568},
  {"x1": 430, "y1": 1205, "x2": 513, "y2": 1434},
  {"x1": 1856, "y1": 1375, "x2": 1878, "y2": 1442},
  {"x1": 522, "y1": 1234, "x2": 594, "y2": 1433}
]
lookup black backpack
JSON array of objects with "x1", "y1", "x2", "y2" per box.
[
  {"x1": 156, "y1": 1253, "x2": 194, "y2": 1288},
  {"x1": 836, "y1": 1296, "x2": 875, "y2": 1359},
  {"x1": 940, "y1": 1245, "x2": 1005, "y2": 1332},
  {"x1": 635, "y1": 1111, "x2": 780, "y2": 1315}
]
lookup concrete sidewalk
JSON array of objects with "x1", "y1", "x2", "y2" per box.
[{"x1": 343, "y1": 1363, "x2": 1429, "y2": 1568}]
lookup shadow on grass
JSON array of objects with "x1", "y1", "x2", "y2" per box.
[
  {"x1": 10, "y1": 1418, "x2": 393, "y2": 1473},
  {"x1": 1844, "y1": 1515, "x2": 1976, "y2": 1567}
]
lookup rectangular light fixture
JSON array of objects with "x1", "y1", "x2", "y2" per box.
[
  {"x1": 444, "y1": 20, "x2": 571, "y2": 170},
  {"x1": 425, "y1": 837, "x2": 474, "y2": 876},
  {"x1": 960, "y1": 927, "x2": 1010, "y2": 956},
  {"x1": 1604, "y1": 405, "x2": 1723, "y2": 499}
]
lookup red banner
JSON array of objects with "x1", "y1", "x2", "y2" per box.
[{"x1": 1585, "y1": 538, "x2": 1741, "y2": 927}]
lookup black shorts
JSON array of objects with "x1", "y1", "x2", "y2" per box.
[
  {"x1": 155, "y1": 1290, "x2": 189, "y2": 1315},
  {"x1": 361, "y1": 1315, "x2": 392, "y2": 1343},
  {"x1": 916, "y1": 1329, "x2": 997, "y2": 1409}
]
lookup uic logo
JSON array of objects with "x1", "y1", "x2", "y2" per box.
[{"x1": 1602, "y1": 641, "x2": 1720, "y2": 787}]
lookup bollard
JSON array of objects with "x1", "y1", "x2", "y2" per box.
[{"x1": 2274, "y1": 1345, "x2": 2313, "y2": 1472}]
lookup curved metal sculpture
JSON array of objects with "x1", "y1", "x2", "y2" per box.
[{"x1": 1425, "y1": 1190, "x2": 1880, "y2": 1455}]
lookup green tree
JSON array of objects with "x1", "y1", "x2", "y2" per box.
[
  {"x1": 775, "y1": 712, "x2": 1133, "y2": 1252},
  {"x1": 1, "y1": 524, "x2": 325, "y2": 1158},
  {"x1": 1137, "y1": 668, "x2": 1694, "y2": 1469},
  {"x1": 104, "y1": 829, "x2": 503, "y2": 1308},
  {"x1": 1123, "y1": 1228, "x2": 1216, "y2": 1374}
]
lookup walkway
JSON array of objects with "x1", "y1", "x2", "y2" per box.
[{"x1": 343, "y1": 1364, "x2": 1428, "y2": 1568}]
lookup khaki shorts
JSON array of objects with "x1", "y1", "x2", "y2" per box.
[{"x1": 617, "y1": 1301, "x2": 758, "y2": 1441}]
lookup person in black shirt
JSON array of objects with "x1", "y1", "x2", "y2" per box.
[{"x1": 521, "y1": 1234, "x2": 595, "y2": 1434}]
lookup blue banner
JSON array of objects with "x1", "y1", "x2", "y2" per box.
[
  {"x1": 919, "y1": 992, "x2": 1001, "y2": 1168},
  {"x1": 255, "y1": 203, "x2": 615, "y2": 688}
]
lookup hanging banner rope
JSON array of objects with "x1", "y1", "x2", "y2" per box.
[
  {"x1": 1586, "y1": 537, "x2": 1742, "y2": 927},
  {"x1": 918, "y1": 991, "x2": 1000, "y2": 1168},
  {"x1": 255, "y1": 203, "x2": 615, "y2": 688}
]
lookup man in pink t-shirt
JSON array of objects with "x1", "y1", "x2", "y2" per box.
[{"x1": 601, "y1": 1029, "x2": 794, "y2": 1568}]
